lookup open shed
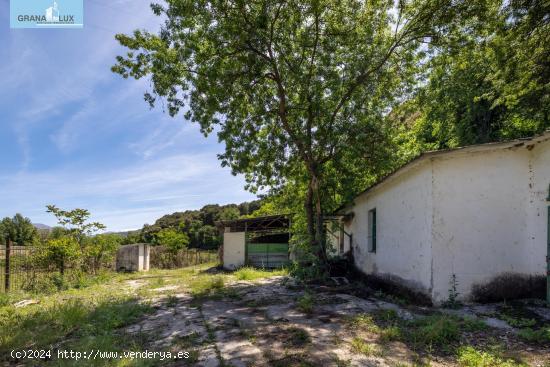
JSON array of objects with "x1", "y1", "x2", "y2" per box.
[{"x1": 216, "y1": 215, "x2": 290, "y2": 270}]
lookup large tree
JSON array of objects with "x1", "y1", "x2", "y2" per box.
[
  {"x1": 0, "y1": 214, "x2": 38, "y2": 246},
  {"x1": 113, "y1": 0, "x2": 476, "y2": 262},
  {"x1": 46, "y1": 205, "x2": 106, "y2": 248},
  {"x1": 411, "y1": 0, "x2": 549, "y2": 148}
]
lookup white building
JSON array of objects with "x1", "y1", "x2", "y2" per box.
[{"x1": 330, "y1": 131, "x2": 550, "y2": 304}]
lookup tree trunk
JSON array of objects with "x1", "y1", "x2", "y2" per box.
[
  {"x1": 303, "y1": 167, "x2": 328, "y2": 274},
  {"x1": 311, "y1": 174, "x2": 328, "y2": 267},
  {"x1": 305, "y1": 183, "x2": 315, "y2": 244}
]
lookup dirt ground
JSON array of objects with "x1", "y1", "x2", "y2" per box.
[{"x1": 123, "y1": 271, "x2": 550, "y2": 367}]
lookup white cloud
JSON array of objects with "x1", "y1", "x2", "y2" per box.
[{"x1": 0, "y1": 152, "x2": 255, "y2": 231}]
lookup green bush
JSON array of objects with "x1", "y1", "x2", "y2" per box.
[
  {"x1": 38, "y1": 237, "x2": 81, "y2": 274},
  {"x1": 156, "y1": 228, "x2": 189, "y2": 252},
  {"x1": 83, "y1": 234, "x2": 121, "y2": 273}
]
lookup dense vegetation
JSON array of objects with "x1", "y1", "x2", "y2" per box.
[
  {"x1": 112, "y1": 0, "x2": 548, "y2": 277},
  {"x1": 125, "y1": 200, "x2": 262, "y2": 249}
]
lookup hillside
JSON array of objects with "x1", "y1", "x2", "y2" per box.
[{"x1": 133, "y1": 200, "x2": 262, "y2": 249}]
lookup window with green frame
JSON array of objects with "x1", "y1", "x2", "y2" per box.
[{"x1": 368, "y1": 208, "x2": 376, "y2": 253}]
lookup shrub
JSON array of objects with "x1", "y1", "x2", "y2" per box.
[
  {"x1": 471, "y1": 273, "x2": 545, "y2": 303},
  {"x1": 38, "y1": 237, "x2": 81, "y2": 274},
  {"x1": 82, "y1": 234, "x2": 121, "y2": 273},
  {"x1": 155, "y1": 229, "x2": 189, "y2": 252}
]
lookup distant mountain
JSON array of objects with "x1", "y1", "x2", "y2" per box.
[{"x1": 33, "y1": 223, "x2": 51, "y2": 230}]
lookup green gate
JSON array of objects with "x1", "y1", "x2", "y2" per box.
[{"x1": 246, "y1": 242, "x2": 289, "y2": 268}]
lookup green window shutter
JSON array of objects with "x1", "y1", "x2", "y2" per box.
[
  {"x1": 368, "y1": 208, "x2": 377, "y2": 253},
  {"x1": 372, "y1": 209, "x2": 377, "y2": 253}
]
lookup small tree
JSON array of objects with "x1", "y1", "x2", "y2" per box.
[
  {"x1": 113, "y1": 0, "x2": 476, "y2": 271},
  {"x1": 46, "y1": 205, "x2": 106, "y2": 248},
  {"x1": 84, "y1": 234, "x2": 122, "y2": 273},
  {"x1": 41, "y1": 237, "x2": 81, "y2": 275},
  {"x1": 156, "y1": 228, "x2": 189, "y2": 253}
]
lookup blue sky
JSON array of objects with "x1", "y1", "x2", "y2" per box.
[{"x1": 0, "y1": 0, "x2": 256, "y2": 231}]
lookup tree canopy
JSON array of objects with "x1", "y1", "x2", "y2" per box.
[
  {"x1": 114, "y1": 0, "x2": 481, "y2": 266},
  {"x1": 0, "y1": 214, "x2": 38, "y2": 246},
  {"x1": 407, "y1": 0, "x2": 549, "y2": 149},
  {"x1": 136, "y1": 200, "x2": 261, "y2": 249}
]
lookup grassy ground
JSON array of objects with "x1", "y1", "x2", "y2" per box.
[
  {"x1": 0, "y1": 265, "x2": 548, "y2": 367},
  {"x1": 0, "y1": 264, "x2": 286, "y2": 366}
]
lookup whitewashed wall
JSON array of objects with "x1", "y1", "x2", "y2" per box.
[
  {"x1": 223, "y1": 231, "x2": 246, "y2": 270},
  {"x1": 343, "y1": 136, "x2": 550, "y2": 304},
  {"x1": 430, "y1": 147, "x2": 532, "y2": 302},
  {"x1": 529, "y1": 140, "x2": 550, "y2": 277},
  {"x1": 344, "y1": 161, "x2": 434, "y2": 295}
]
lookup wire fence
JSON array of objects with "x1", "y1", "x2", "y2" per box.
[
  {"x1": 0, "y1": 242, "x2": 219, "y2": 293},
  {"x1": 149, "y1": 246, "x2": 219, "y2": 269},
  {"x1": 0, "y1": 245, "x2": 48, "y2": 293}
]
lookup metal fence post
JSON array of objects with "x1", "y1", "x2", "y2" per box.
[{"x1": 4, "y1": 239, "x2": 11, "y2": 292}]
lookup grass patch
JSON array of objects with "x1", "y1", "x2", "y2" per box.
[
  {"x1": 350, "y1": 337, "x2": 381, "y2": 356},
  {"x1": 407, "y1": 315, "x2": 460, "y2": 348},
  {"x1": 457, "y1": 346, "x2": 527, "y2": 367},
  {"x1": 517, "y1": 327, "x2": 550, "y2": 343},
  {"x1": 296, "y1": 292, "x2": 315, "y2": 314},
  {"x1": 461, "y1": 317, "x2": 488, "y2": 332},
  {"x1": 233, "y1": 266, "x2": 288, "y2": 281},
  {"x1": 269, "y1": 352, "x2": 315, "y2": 367},
  {"x1": 0, "y1": 264, "x2": 230, "y2": 365},
  {"x1": 345, "y1": 313, "x2": 379, "y2": 332},
  {"x1": 287, "y1": 327, "x2": 311, "y2": 346},
  {"x1": 500, "y1": 314, "x2": 536, "y2": 328},
  {"x1": 189, "y1": 275, "x2": 225, "y2": 297},
  {"x1": 0, "y1": 286, "x2": 153, "y2": 363},
  {"x1": 166, "y1": 295, "x2": 179, "y2": 307},
  {"x1": 375, "y1": 309, "x2": 400, "y2": 323},
  {"x1": 379, "y1": 326, "x2": 401, "y2": 342}
]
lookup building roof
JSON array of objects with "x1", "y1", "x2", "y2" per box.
[
  {"x1": 335, "y1": 130, "x2": 550, "y2": 214},
  {"x1": 215, "y1": 214, "x2": 289, "y2": 232}
]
